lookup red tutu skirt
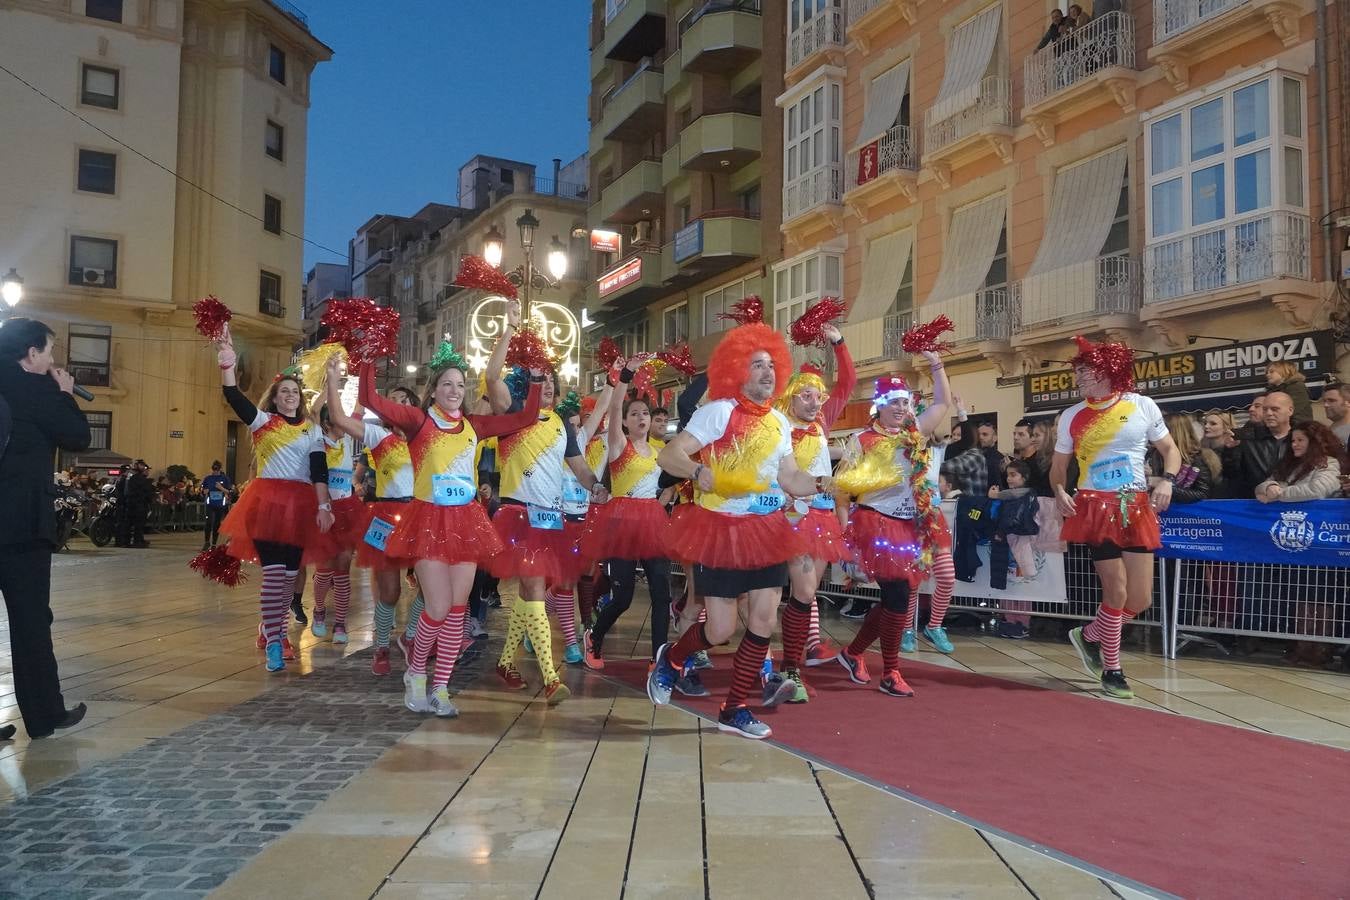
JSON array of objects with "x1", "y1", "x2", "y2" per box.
[
  {"x1": 556, "y1": 516, "x2": 593, "y2": 584},
  {"x1": 355, "y1": 499, "x2": 417, "y2": 569},
  {"x1": 580, "y1": 497, "x2": 673, "y2": 562},
  {"x1": 668, "y1": 504, "x2": 802, "y2": 569},
  {"x1": 221, "y1": 478, "x2": 323, "y2": 564},
  {"x1": 1061, "y1": 490, "x2": 1161, "y2": 550},
  {"x1": 846, "y1": 507, "x2": 923, "y2": 586},
  {"x1": 382, "y1": 498, "x2": 504, "y2": 566},
  {"x1": 305, "y1": 495, "x2": 367, "y2": 562},
  {"x1": 791, "y1": 506, "x2": 849, "y2": 563},
  {"x1": 487, "y1": 504, "x2": 581, "y2": 582}
]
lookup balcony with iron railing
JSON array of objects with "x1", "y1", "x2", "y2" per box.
[
  {"x1": 787, "y1": 5, "x2": 845, "y2": 75},
  {"x1": 837, "y1": 311, "x2": 914, "y2": 364},
  {"x1": 844, "y1": 123, "x2": 919, "y2": 215},
  {"x1": 922, "y1": 77, "x2": 1013, "y2": 185},
  {"x1": 1148, "y1": 0, "x2": 1302, "y2": 91},
  {"x1": 921, "y1": 287, "x2": 1014, "y2": 349},
  {"x1": 783, "y1": 164, "x2": 844, "y2": 230},
  {"x1": 846, "y1": 0, "x2": 918, "y2": 52},
  {"x1": 1022, "y1": 12, "x2": 1138, "y2": 144},
  {"x1": 1013, "y1": 256, "x2": 1141, "y2": 340},
  {"x1": 1143, "y1": 210, "x2": 1311, "y2": 308}
]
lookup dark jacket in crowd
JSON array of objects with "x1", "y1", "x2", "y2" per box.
[
  {"x1": 1225, "y1": 429, "x2": 1290, "y2": 499},
  {"x1": 1149, "y1": 449, "x2": 1215, "y2": 503},
  {"x1": 122, "y1": 471, "x2": 154, "y2": 512},
  {"x1": 0, "y1": 363, "x2": 91, "y2": 548},
  {"x1": 952, "y1": 492, "x2": 1039, "y2": 588}
]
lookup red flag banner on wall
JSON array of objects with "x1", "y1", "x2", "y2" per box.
[{"x1": 857, "y1": 141, "x2": 880, "y2": 186}]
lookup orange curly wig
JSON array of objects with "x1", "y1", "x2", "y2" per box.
[{"x1": 707, "y1": 322, "x2": 792, "y2": 402}]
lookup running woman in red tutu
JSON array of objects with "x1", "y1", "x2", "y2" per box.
[
  {"x1": 342, "y1": 348, "x2": 541, "y2": 716},
  {"x1": 771, "y1": 322, "x2": 855, "y2": 703},
  {"x1": 309, "y1": 402, "x2": 362, "y2": 645},
  {"x1": 214, "y1": 326, "x2": 334, "y2": 673},
  {"x1": 649, "y1": 322, "x2": 829, "y2": 739},
  {"x1": 580, "y1": 357, "x2": 675, "y2": 669},
  {"x1": 1053, "y1": 336, "x2": 1180, "y2": 699},
  {"x1": 834, "y1": 356, "x2": 950, "y2": 698},
  {"x1": 323, "y1": 369, "x2": 418, "y2": 677},
  {"x1": 570, "y1": 391, "x2": 613, "y2": 634}
]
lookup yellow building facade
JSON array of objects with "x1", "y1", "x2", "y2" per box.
[{"x1": 0, "y1": 0, "x2": 330, "y2": 477}]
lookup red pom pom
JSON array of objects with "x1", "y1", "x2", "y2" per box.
[
  {"x1": 320, "y1": 298, "x2": 402, "y2": 365},
  {"x1": 789, "y1": 297, "x2": 846, "y2": 347},
  {"x1": 506, "y1": 326, "x2": 554, "y2": 373},
  {"x1": 901, "y1": 314, "x2": 955, "y2": 355},
  {"x1": 192, "y1": 295, "x2": 232, "y2": 342},
  {"x1": 454, "y1": 255, "x2": 518, "y2": 300},
  {"x1": 596, "y1": 335, "x2": 622, "y2": 371},
  {"x1": 656, "y1": 343, "x2": 696, "y2": 377},
  {"x1": 188, "y1": 545, "x2": 247, "y2": 587},
  {"x1": 632, "y1": 363, "x2": 660, "y2": 406},
  {"x1": 717, "y1": 295, "x2": 764, "y2": 326}
]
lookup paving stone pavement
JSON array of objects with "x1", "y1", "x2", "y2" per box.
[{"x1": 0, "y1": 638, "x2": 493, "y2": 899}]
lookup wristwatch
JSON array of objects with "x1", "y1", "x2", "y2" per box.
[{"x1": 318, "y1": 502, "x2": 332, "y2": 511}]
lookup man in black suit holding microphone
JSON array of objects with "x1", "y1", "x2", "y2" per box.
[{"x1": 0, "y1": 317, "x2": 92, "y2": 740}]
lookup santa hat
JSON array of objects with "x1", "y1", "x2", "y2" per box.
[{"x1": 870, "y1": 375, "x2": 911, "y2": 415}]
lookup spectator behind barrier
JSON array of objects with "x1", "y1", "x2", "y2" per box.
[
  {"x1": 1321, "y1": 382, "x2": 1350, "y2": 449},
  {"x1": 1266, "y1": 361, "x2": 1314, "y2": 424},
  {"x1": 1255, "y1": 421, "x2": 1346, "y2": 503},
  {"x1": 1227, "y1": 390, "x2": 1294, "y2": 498},
  {"x1": 1150, "y1": 413, "x2": 1217, "y2": 503}
]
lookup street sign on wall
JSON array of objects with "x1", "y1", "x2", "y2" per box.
[{"x1": 673, "y1": 220, "x2": 703, "y2": 263}]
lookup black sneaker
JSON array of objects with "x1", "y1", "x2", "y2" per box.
[
  {"x1": 290, "y1": 597, "x2": 308, "y2": 626},
  {"x1": 1069, "y1": 627, "x2": 1104, "y2": 680},
  {"x1": 675, "y1": 670, "x2": 710, "y2": 697},
  {"x1": 840, "y1": 600, "x2": 870, "y2": 620},
  {"x1": 1101, "y1": 669, "x2": 1134, "y2": 699}
]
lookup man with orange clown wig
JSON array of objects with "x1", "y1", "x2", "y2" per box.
[
  {"x1": 650, "y1": 321, "x2": 832, "y2": 739},
  {"x1": 771, "y1": 321, "x2": 855, "y2": 703},
  {"x1": 833, "y1": 353, "x2": 949, "y2": 698},
  {"x1": 1052, "y1": 335, "x2": 1180, "y2": 700}
]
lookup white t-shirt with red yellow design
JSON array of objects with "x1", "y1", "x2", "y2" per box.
[
  {"x1": 1055, "y1": 392, "x2": 1167, "y2": 493},
  {"x1": 683, "y1": 399, "x2": 793, "y2": 517}
]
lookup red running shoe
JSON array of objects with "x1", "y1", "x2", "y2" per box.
[
  {"x1": 878, "y1": 670, "x2": 914, "y2": 697},
  {"x1": 582, "y1": 630, "x2": 604, "y2": 671},
  {"x1": 544, "y1": 679, "x2": 570, "y2": 705},
  {"x1": 496, "y1": 663, "x2": 527, "y2": 690},
  {"x1": 281, "y1": 636, "x2": 296, "y2": 660},
  {"x1": 805, "y1": 641, "x2": 839, "y2": 667},
  {"x1": 255, "y1": 626, "x2": 266, "y2": 650},
  {"x1": 395, "y1": 633, "x2": 413, "y2": 665},
  {"x1": 371, "y1": 647, "x2": 391, "y2": 676},
  {"x1": 836, "y1": 648, "x2": 871, "y2": 685}
]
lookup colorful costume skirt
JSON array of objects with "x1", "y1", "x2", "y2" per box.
[
  {"x1": 1060, "y1": 489, "x2": 1161, "y2": 550},
  {"x1": 488, "y1": 503, "x2": 581, "y2": 582},
  {"x1": 220, "y1": 478, "x2": 322, "y2": 564},
  {"x1": 791, "y1": 506, "x2": 850, "y2": 563},
  {"x1": 383, "y1": 498, "x2": 504, "y2": 566},
  {"x1": 845, "y1": 507, "x2": 923, "y2": 586},
  {"x1": 580, "y1": 496, "x2": 673, "y2": 562},
  {"x1": 668, "y1": 504, "x2": 802, "y2": 570},
  {"x1": 355, "y1": 499, "x2": 417, "y2": 569}
]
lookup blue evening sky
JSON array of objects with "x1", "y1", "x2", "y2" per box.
[{"x1": 300, "y1": 1, "x2": 590, "y2": 271}]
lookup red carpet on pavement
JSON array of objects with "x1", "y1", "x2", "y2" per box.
[{"x1": 605, "y1": 653, "x2": 1350, "y2": 899}]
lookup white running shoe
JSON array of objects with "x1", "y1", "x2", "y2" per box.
[
  {"x1": 466, "y1": 616, "x2": 487, "y2": 639},
  {"x1": 403, "y1": 672, "x2": 431, "y2": 714},
  {"x1": 428, "y1": 685, "x2": 459, "y2": 718}
]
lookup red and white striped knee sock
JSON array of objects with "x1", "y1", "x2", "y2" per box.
[
  {"x1": 929, "y1": 552, "x2": 955, "y2": 628},
  {"x1": 548, "y1": 587, "x2": 578, "y2": 647},
  {"x1": 806, "y1": 601, "x2": 821, "y2": 652},
  {"x1": 409, "y1": 610, "x2": 442, "y2": 676},
  {"x1": 332, "y1": 573, "x2": 351, "y2": 629},
  {"x1": 1084, "y1": 604, "x2": 1126, "y2": 670},
  {"x1": 433, "y1": 606, "x2": 468, "y2": 687},
  {"x1": 902, "y1": 601, "x2": 919, "y2": 632},
  {"x1": 312, "y1": 568, "x2": 333, "y2": 619},
  {"x1": 283, "y1": 569, "x2": 299, "y2": 633},
  {"x1": 259, "y1": 566, "x2": 290, "y2": 645}
]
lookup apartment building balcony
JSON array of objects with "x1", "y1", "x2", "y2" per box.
[
  {"x1": 787, "y1": 6, "x2": 845, "y2": 80},
  {"x1": 597, "y1": 159, "x2": 664, "y2": 225},
  {"x1": 1012, "y1": 256, "x2": 1141, "y2": 344},
  {"x1": 1148, "y1": 0, "x2": 1304, "y2": 91},
  {"x1": 680, "y1": 0, "x2": 762, "y2": 74},
  {"x1": 678, "y1": 111, "x2": 761, "y2": 171},
  {"x1": 918, "y1": 287, "x2": 1013, "y2": 359},
  {"x1": 601, "y1": 0, "x2": 667, "y2": 63},
  {"x1": 782, "y1": 164, "x2": 845, "y2": 234},
  {"x1": 1022, "y1": 12, "x2": 1139, "y2": 146},
  {"x1": 836, "y1": 311, "x2": 913, "y2": 366},
  {"x1": 663, "y1": 212, "x2": 761, "y2": 280},
  {"x1": 1142, "y1": 210, "x2": 1317, "y2": 325},
  {"x1": 922, "y1": 77, "x2": 1013, "y2": 188},
  {"x1": 590, "y1": 249, "x2": 666, "y2": 309},
  {"x1": 843, "y1": 124, "x2": 919, "y2": 220},
  {"x1": 597, "y1": 63, "x2": 665, "y2": 142},
  {"x1": 846, "y1": 0, "x2": 918, "y2": 53}
]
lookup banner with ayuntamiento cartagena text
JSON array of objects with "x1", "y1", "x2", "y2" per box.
[{"x1": 1158, "y1": 500, "x2": 1350, "y2": 568}]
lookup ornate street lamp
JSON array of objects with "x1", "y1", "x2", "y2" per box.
[{"x1": 1, "y1": 268, "x2": 23, "y2": 309}]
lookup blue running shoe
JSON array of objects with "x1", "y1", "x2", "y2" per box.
[
  {"x1": 690, "y1": 650, "x2": 714, "y2": 670},
  {"x1": 523, "y1": 635, "x2": 535, "y2": 656},
  {"x1": 717, "y1": 704, "x2": 771, "y2": 740},
  {"x1": 760, "y1": 656, "x2": 774, "y2": 681},
  {"x1": 647, "y1": 643, "x2": 678, "y2": 706},
  {"x1": 922, "y1": 626, "x2": 954, "y2": 654},
  {"x1": 675, "y1": 670, "x2": 710, "y2": 697},
  {"x1": 900, "y1": 628, "x2": 917, "y2": 653},
  {"x1": 265, "y1": 641, "x2": 285, "y2": 673},
  {"x1": 563, "y1": 642, "x2": 583, "y2": 665}
]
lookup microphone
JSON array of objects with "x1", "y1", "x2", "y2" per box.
[{"x1": 72, "y1": 384, "x2": 95, "y2": 402}]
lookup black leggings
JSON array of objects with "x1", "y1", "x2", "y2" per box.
[
  {"x1": 204, "y1": 506, "x2": 226, "y2": 546},
  {"x1": 255, "y1": 541, "x2": 303, "y2": 569},
  {"x1": 591, "y1": 557, "x2": 672, "y2": 659},
  {"x1": 879, "y1": 579, "x2": 912, "y2": 614}
]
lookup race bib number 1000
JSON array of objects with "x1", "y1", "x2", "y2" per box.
[{"x1": 527, "y1": 505, "x2": 564, "y2": 531}]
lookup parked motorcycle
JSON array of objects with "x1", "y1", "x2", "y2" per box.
[
  {"x1": 87, "y1": 484, "x2": 119, "y2": 548},
  {"x1": 54, "y1": 491, "x2": 83, "y2": 551}
]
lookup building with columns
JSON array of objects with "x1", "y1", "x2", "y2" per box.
[{"x1": 0, "y1": 0, "x2": 329, "y2": 477}]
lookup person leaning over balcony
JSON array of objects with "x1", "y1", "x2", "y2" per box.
[
  {"x1": 1265, "y1": 361, "x2": 1314, "y2": 424},
  {"x1": 1035, "y1": 8, "x2": 1065, "y2": 50}
]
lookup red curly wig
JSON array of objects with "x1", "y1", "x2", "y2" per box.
[
  {"x1": 707, "y1": 322, "x2": 792, "y2": 402},
  {"x1": 1070, "y1": 335, "x2": 1135, "y2": 394}
]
